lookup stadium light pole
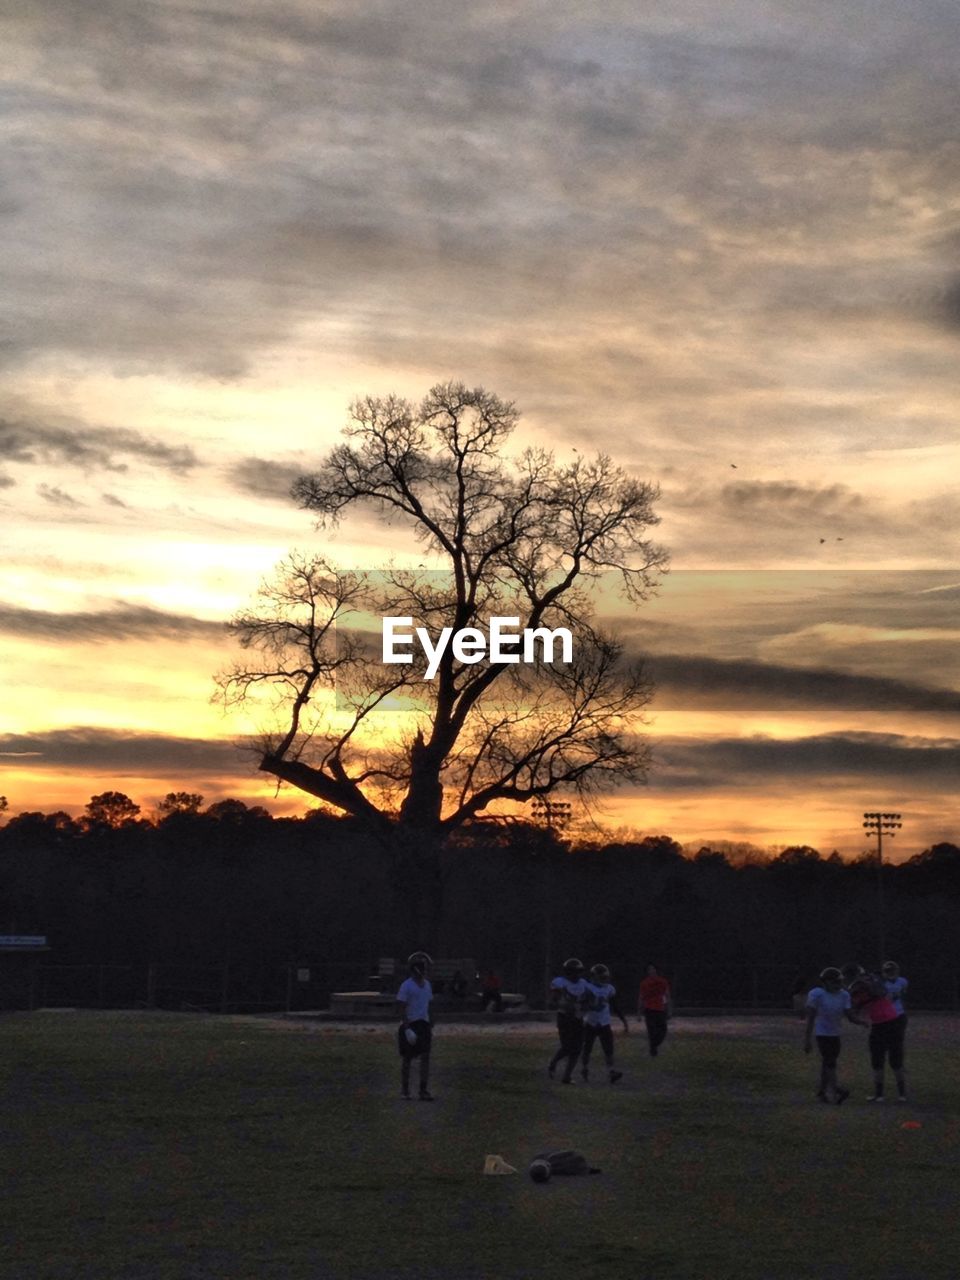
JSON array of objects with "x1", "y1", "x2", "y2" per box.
[
  {"x1": 862, "y1": 812, "x2": 902, "y2": 963},
  {"x1": 532, "y1": 799, "x2": 572, "y2": 999}
]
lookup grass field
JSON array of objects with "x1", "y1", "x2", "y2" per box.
[{"x1": 3, "y1": 1010, "x2": 960, "y2": 1279}]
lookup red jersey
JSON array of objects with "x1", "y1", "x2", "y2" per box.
[
  {"x1": 639, "y1": 975, "x2": 670, "y2": 1012},
  {"x1": 848, "y1": 978, "x2": 898, "y2": 1025}
]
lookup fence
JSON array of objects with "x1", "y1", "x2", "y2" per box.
[
  {"x1": 23, "y1": 960, "x2": 960, "y2": 1014},
  {"x1": 34, "y1": 960, "x2": 375, "y2": 1014}
]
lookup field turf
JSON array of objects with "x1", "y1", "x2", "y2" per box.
[{"x1": 2, "y1": 1010, "x2": 959, "y2": 1279}]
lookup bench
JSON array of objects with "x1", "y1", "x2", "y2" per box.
[
  {"x1": 328, "y1": 991, "x2": 398, "y2": 1017},
  {"x1": 365, "y1": 957, "x2": 398, "y2": 992},
  {"x1": 365, "y1": 957, "x2": 476, "y2": 997},
  {"x1": 329, "y1": 957, "x2": 526, "y2": 1017},
  {"x1": 426, "y1": 960, "x2": 525, "y2": 1011},
  {"x1": 429, "y1": 958, "x2": 476, "y2": 998}
]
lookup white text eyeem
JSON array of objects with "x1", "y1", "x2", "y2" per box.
[{"x1": 382, "y1": 616, "x2": 574, "y2": 680}]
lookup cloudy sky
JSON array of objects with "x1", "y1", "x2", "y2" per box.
[{"x1": 2, "y1": 0, "x2": 958, "y2": 856}]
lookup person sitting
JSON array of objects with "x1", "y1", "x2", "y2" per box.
[{"x1": 448, "y1": 969, "x2": 469, "y2": 1000}]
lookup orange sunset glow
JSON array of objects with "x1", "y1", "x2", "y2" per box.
[{"x1": 2, "y1": 3, "x2": 959, "y2": 860}]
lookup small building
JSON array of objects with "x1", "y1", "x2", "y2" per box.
[{"x1": 0, "y1": 936, "x2": 49, "y2": 1010}]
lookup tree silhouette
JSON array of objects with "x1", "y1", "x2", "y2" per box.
[
  {"x1": 157, "y1": 791, "x2": 204, "y2": 817},
  {"x1": 217, "y1": 382, "x2": 666, "y2": 942},
  {"x1": 83, "y1": 791, "x2": 141, "y2": 829}
]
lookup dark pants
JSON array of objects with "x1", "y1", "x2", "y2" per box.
[
  {"x1": 581, "y1": 1022, "x2": 614, "y2": 1069},
  {"x1": 481, "y1": 990, "x2": 504, "y2": 1012},
  {"x1": 816, "y1": 1035, "x2": 841, "y2": 1068},
  {"x1": 398, "y1": 1020, "x2": 432, "y2": 1095},
  {"x1": 870, "y1": 1017, "x2": 905, "y2": 1071},
  {"x1": 644, "y1": 1010, "x2": 668, "y2": 1056},
  {"x1": 549, "y1": 1014, "x2": 584, "y2": 1079}
]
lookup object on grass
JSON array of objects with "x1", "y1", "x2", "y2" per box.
[
  {"x1": 528, "y1": 1149, "x2": 601, "y2": 1182},
  {"x1": 900, "y1": 1120, "x2": 922, "y2": 1130},
  {"x1": 483, "y1": 1154, "x2": 517, "y2": 1175}
]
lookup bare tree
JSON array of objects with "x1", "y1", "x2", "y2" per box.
[{"x1": 217, "y1": 383, "x2": 666, "y2": 942}]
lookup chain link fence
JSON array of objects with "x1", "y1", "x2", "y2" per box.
[
  {"x1": 32, "y1": 960, "x2": 378, "y2": 1013},
  {"x1": 18, "y1": 960, "x2": 960, "y2": 1014}
]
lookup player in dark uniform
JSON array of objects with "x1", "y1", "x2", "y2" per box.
[
  {"x1": 882, "y1": 960, "x2": 909, "y2": 1101},
  {"x1": 581, "y1": 963, "x2": 628, "y2": 1083},
  {"x1": 637, "y1": 962, "x2": 671, "y2": 1057},
  {"x1": 841, "y1": 962, "x2": 904, "y2": 1102},
  {"x1": 547, "y1": 958, "x2": 592, "y2": 1083}
]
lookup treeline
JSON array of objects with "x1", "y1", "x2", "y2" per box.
[{"x1": 2, "y1": 792, "x2": 960, "y2": 1008}]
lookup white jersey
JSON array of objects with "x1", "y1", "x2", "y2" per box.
[
  {"x1": 884, "y1": 975, "x2": 907, "y2": 1016},
  {"x1": 396, "y1": 976, "x2": 433, "y2": 1023},
  {"x1": 584, "y1": 982, "x2": 616, "y2": 1027},
  {"x1": 805, "y1": 986, "x2": 850, "y2": 1037},
  {"x1": 550, "y1": 975, "x2": 591, "y2": 1018}
]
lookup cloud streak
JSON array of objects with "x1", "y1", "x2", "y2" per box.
[
  {"x1": 0, "y1": 415, "x2": 198, "y2": 474},
  {"x1": 0, "y1": 603, "x2": 225, "y2": 643},
  {"x1": 37, "y1": 484, "x2": 82, "y2": 507},
  {"x1": 228, "y1": 457, "x2": 305, "y2": 500},
  {"x1": 652, "y1": 731, "x2": 960, "y2": 790},
  {"x1": 648, "y1": 654, "x2": 960, "y2": 717},
  {"x1": 0, "y1": 727, "x2": 241, "y2": 774}
]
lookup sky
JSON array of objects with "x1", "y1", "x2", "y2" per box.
[{"x1": 1, "y1": 0, "x2": 959, "y2": 858}]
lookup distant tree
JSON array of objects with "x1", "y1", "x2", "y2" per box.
[
  {"x1": 634, "y1": 834, "x2": 684, "y2": 862},
  {"x1": 772, "y1": 845, "x2": 822, "y2": 868},
  {"x1": 157, "y1": 791, "x2": 204, "y2": 817},
  {"x1": 83, "y1": 791, "x2": 141, "y2": 828},
  {"x1": 909, "y1": 841, "x2": 960, "y2": 866},
  {"x1": 903, "y1": 842, "x2": 960, "y2": 898},
  {"x1": 2, "y1": 810, "x2": 79, "y2": 841},
  {"x1": 205, "y1": 799, "x2": 271, "y2": 824},
  {"x1": 217, "y1": 382, "x2": 666, "y2": 942},
  {"x1": 693, "y1": 847, "x2": 730, "y2": 868},
  {"x1": 0, "y1": 795, "x2": 7, "y2": 825}
]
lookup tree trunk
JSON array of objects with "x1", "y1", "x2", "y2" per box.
[
  {"x1": 387, "y1": 731, "x2": 447, "y2": 951},
  {"x1": 389, "y1": 823, "x2": 445, "y2": 955}
]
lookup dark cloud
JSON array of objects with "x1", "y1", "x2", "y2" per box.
[
  {"x1": 911, "y1": 582, "x2": 960, "y2": 601},
  {"x1": 934, "y1": 276, "x2": 960, "y2": 331},
  {"x1": 0, "y1": 417, "x2": 197, "y2": 474},
  {"x1": 101, "y1": 493, "x2": 127, "y2": 507},
  {"x1": 37, "y1": 484, "x2": 81, "y2": 507},
  {"x1": 0, "y1": 727, "x2": 240, "y2": 774},
  {"x1": 652, "y1": 731, "x2": 960, "y2": 790},
  {"x1": 228, "y1": 457, "x2": 305, "y2": 500},
  {"x1": 610, "y1": 569, "x2": 960, "y2": 668},
  {"x1": 0, "y1": 472, "x2": 15, "y2": 488},
  {"x1": 0, "y1": 602, "x2": 225, "y2": 643},
  {"x1": 662, "y1": 481, "x2": 870, "y2": 552},
  {"x1": 717, "y1": 481, "x2": 864, "y2": 520},
  {"x1": 648, "y1": 654, "x2": 960, "y2": 717}
]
